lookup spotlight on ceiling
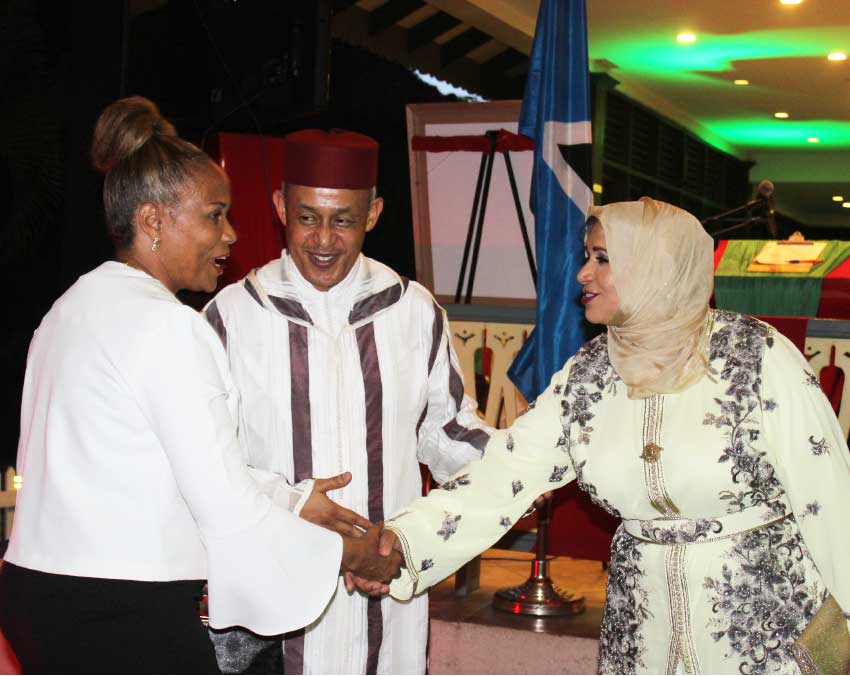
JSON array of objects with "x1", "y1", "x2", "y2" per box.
[
  {"x1": 676, "y1": 32, "x2": 697, "y2": 44},
  {"x1": 833, "y1": 196, "x2": 844, "y2": 202},
  {"x1": 734, "y1": 79, "x2": 749, "y2": 85},
  {"x1": 828, "y1": 52, "x2": 847, "y2": 61},
  {"x1": 808, "y1": 137, "x2": 821, "y2": 143},
  {"x1": 843, "y1": 202, "x2": 850, "y2": 209},
  {"x1": 774, "y1": 112, "x2": 790, "y2": 119},
  {"x1": 779, "y1": 0, "x2": 802, "y2": 5}
]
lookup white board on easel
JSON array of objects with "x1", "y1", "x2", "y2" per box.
[{"x1": 406, "y1": 101, "x2": 537, "y2": 307}]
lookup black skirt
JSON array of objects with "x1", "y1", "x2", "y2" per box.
[{"x1": 0, "y1": 562, "x2": 220, "y2": 674}]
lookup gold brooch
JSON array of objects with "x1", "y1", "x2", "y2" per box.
[{"x1": 640, "y1": 442, "x2": 663, "y2": 463}]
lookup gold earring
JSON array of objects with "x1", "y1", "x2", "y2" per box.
[{"x1": 151, "y1": 236, "x2": 160, "y2": 252}]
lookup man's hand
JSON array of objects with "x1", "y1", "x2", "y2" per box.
[
  {"x1": 341, "y1": 524, "x2": 402, "y2": 588},
  {"x1": 342, "y1": 572, "x2": 388, "y2": 596},
  {"x1": 343, "y1": 526, "x2": 406, "y2": 596},
  {"x1": 300, "y1": 472, "x2": 373, "y2": 537}
]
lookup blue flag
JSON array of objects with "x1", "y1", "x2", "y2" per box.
[{"x1": 508, "y1": 0, "x2": 593, "y2": 402}]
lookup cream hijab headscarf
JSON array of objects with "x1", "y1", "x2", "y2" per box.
[{"x1": 586, "y1": 197, "x2": 714, "y2": 399}]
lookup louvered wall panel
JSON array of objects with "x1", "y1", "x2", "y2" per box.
[
  {"x1": 598, "y1": 88, "x2": 751, "y2": 218},
  {"x1": 630, "y1": 107, "x2": 658, "y2": 177},
  {"x1": 658, "y1": 122, "x2": 684, "y2": 185},
  {"x1": 602, "y1": 164, "x2": 630, "y2": 204},
  {"x1": 628, "y1": 175, "x2": 655, "y2": 202},
  {"x1": 683, "y1": 137, "x2": 706, "y2": 194},
  {"x1": 603, "y1": 93, "x2": 630, "y2": 165},
  {"x1": 704, "y1": 149, "x2": 726, "y2": 204},
  {"x1": 725, "y1": 161, "x2": 750, "y2": 205}
]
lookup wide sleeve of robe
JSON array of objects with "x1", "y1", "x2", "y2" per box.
[
  {"x1": 388, "y1": 360, "x2": 577, "y2": 600},
  {"x1": 127, "y1": 305, "x2": 342, "y2": 635},
  {"x1": 762, "y1": 330, "x2": 850, "y2": 627},
  {"x1": 416, "y1": 303, "x2": 493, "y2": 484}
]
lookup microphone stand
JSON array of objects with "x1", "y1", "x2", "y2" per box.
[
  {"x1": 702, "y1": 196, "x2": 777, "y2": 239},
  {"x1": 707, "y1": 216, "x2": 770, "y2": 238}
]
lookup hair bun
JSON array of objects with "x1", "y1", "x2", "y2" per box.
[{"x1": 91, "y1": 96, "x2": 177, "y2": 174}]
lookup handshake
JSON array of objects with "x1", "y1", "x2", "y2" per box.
[
  {"x1": 300, "y1": 472, "x2": 402, "y2": 596},
  {"x1": 341, "y1": 524, "x2": 402, "y2": 596}
]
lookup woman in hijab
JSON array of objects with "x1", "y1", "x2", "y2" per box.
[
  {"x1": 380, "y1": 198, "x2": 850, "y2": 674},
  {"x1": 0, "y1": 96, "x2": 398, "y2": 673}
]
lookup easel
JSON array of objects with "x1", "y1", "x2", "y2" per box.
[{"x1": 454, "y1": 130, "x2": 538, "y2": 303}]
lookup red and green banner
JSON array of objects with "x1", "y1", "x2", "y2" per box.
[{"x1": 714, "y1": 240, "x2": 850, "y2": 317}]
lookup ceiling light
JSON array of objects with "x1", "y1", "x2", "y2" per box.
[
  {"x1": 808, "y1": 137, "x2": 820, "y2": 143},
  {"x1": 774, "y1": 112, "x2": 789, "y2": 119},
  {"x1": 833, "y1": 196, "x2": 844, "y2": 202},
  {"x1": 734, "y1": 79, "x2": 749, "y2": 85},
  {"x1": 676, "y1": 32, "x2": 697, "y2": 44},
  {"x1": 779, "y1": 0, "x2": 802, "y2": 5},
  {"x1": 843, "y1": 202, "x2": 850, "y2": 209},
  {"x1": 828, "y1": 52, "x2": 847, "y2": 61}
]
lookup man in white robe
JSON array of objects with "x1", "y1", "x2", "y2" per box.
[{"x1": 205, "y1": 129, "x2": 490, "y2": 674}]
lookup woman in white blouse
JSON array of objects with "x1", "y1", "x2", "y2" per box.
[
  {"x1": 0, "y1": 97, "x2": 399, "y2": 673},
  {"x1": 381, "y1": 198, "x2": 850, "y2": 674}
]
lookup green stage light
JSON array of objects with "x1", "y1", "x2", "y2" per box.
[
  {"x1": 701, "y1": 118, "x2": 850, "y2": 148},
  {"x1": 590, "y1": 26, "x2": 850, "y2": 150},
  {"x1": 591, "y1": 27, "x2": 849, "y2": 82}
]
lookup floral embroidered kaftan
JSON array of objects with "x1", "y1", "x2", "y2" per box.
[{"x1": 387, "y1": 311, "x2": 850, "y2": 674}]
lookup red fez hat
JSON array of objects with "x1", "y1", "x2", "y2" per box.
[{"x1": 282, "y1": 129, "x2": 378, "y2": 190}]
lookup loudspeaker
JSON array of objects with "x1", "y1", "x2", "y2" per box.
[{"x1": 166, "y1": 0, "x2": 332, "y2": 136}]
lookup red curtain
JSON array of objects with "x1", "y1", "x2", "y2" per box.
[{"x1": 205, "y1": 132, "x2": 287, "y2": 285}]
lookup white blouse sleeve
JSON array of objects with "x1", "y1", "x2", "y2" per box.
[
  {"x1": 126, "y1": 307, "x2": 341, "y2": 635},
  {"x1": 387, "y1": 360, "x2": 576, "y2": 600},
  {"x1": 244, "y1": 468, "x2": 315, "y2": 516},
  {"x1": 762, "y1": 330, "x2": 850, "y2": 624}
]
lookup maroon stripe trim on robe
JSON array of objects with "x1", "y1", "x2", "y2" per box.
[
  {"x1": 447, "y1": 344, "x2": 465, "y2": 407},
  {"x1": 289, "y1": 322, "x2": 313, "y2": 482},
  {"x1": 427, "y1": 303, "x2": 444, "y2": 375},
  {"x1": 416, "y1": 303, "x2": 445, "y2": 440},
  {"x1": 415, "y1": 404, "x2": 428, "y2": 440},
  {"x1": 243, "y1": 277, "x2": 264, "y2": 308},
  {"x1": 204, "y1": 301, "x2": 227, "y2": 350},
  {"x1": 442, "y1": 419, "x2": 490, "y2": 452},
  {"x1": 444, "y1": 344, "x2": 491, "y2": 452},
  {"x1": 356, "y1": 323, "x2": 384, "y2": 675},
  {"x1": 284, "y1": 321, "x2": 312, "y2": 674},
  {"x1": 349, "y1": 278, "x2": 409, "y2": 324},
  {"x1": 269, "y1": 295, "x2": 313, "y2": 324},
  {"x1": 283, "y1": 629, "x2": 306, "y2": 676}
]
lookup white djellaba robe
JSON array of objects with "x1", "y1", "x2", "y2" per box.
[
  {"x1": 386, "y1": 311, "x2": 850, "y2": 675},
  {"x1": 204, "y1": 252, "x2": 491, "y2": 674}
]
